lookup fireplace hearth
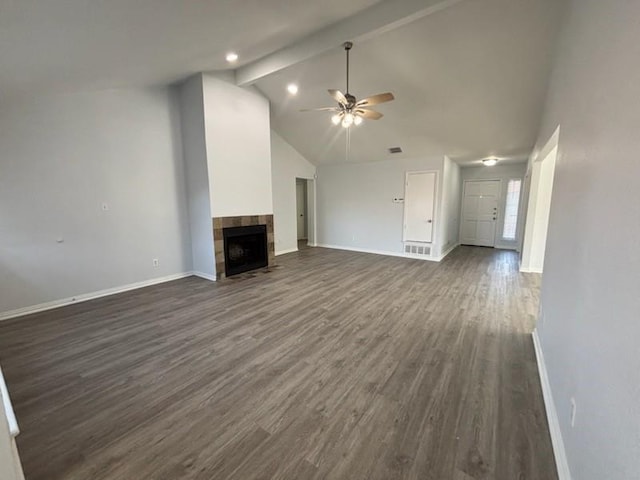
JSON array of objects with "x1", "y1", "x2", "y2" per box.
[{"x1": 222, "y1": 224, "x2": 268, "y2": 277}]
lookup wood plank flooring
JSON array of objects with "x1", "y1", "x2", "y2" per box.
[{"x1": 0, "y1": 246, "x2": 557, "y2": 480}]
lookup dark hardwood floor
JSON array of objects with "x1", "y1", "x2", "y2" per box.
[{"x1": 0, "y1": 246, "x2": 557, "y2": 480}]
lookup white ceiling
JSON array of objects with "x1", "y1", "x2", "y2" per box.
[
  {"x1": 0, "y1": 0, "x2": 382, "y2": 100},
  {"x1": 0, "y1": 0, "x2": 563, "y2": 166},
  {"x1": 257, "y1": 0, "x2": 564, "y2": 165}
]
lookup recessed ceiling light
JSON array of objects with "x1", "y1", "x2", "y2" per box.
[
  {"x1": 482, "y1": 158, "x2": 498, "y2": 166},
  {"x1": 287, "y1": 84, "x2": 299, "y2": 95},
  {"x1": 225, "y1": 52, "x2": 238, "y2": 63}
]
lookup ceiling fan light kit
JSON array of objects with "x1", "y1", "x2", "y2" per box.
[{"x1": 301, "y1": 41, "x2": 395, "y2": 128}]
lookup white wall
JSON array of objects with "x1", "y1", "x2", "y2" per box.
[
  {"x1": 439, "y1": 156, "x2": 461, "y2": 254},
  {"x1": 179, "y1": 76, "x2": 215, "y2": 279},
  {"x1": 521, "y1": 145, "x2": 557, "y2": 273},
  {"x1": 202, "y1": 74, "x2": 273, "y2": 217},
  {"x1": 0, "y1": 405, "x2": 23, "y2": 480},
  {"x1": 460, "y1": 163, "x2": 527, "y2": 250},
  {"x1": 270, "y1": 131, "x2": 316, "y2": 254},
  {"x1": 0, "y1": 369, "x2": 23, "y2": 480},
  {"x1": 0, "y1": 88, "x2": 192, "y2": 316},
  {"x1": 316, "y1": 157, "x2": 444, "y2": 256},
  {"x1": 533, "y1": 1, "x2": 640, "y2": 479}
]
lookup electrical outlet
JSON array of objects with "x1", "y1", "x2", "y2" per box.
[
  {"x1": 152, "y1": 258, "x2": 159, "y2": 267},
  {"x1": 570, "y1": 397, "x2": 577, "y2": 427}
]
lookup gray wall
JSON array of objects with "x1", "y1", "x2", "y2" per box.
[
  {"x1": 202, "y1": 74, "x2": 273, "y2": 217},
  {"x1": 439, "y1": 157, "x2": 461, "y2": 253},
  {"x1": 0, "y1": 88, "x2": 192, "y2": 315},
  {"x1": 179, "y1": 76, "x2": 215, "y2": 279},
  {"x1": 270, "y1": 130, "x2": 316, "y2": 254},
  {"x1": 534, "y1": 1, "x2": 640, "y2": 478},
  {"x1": 316, "y1": 157, "x2": 444, "y2": 256}
]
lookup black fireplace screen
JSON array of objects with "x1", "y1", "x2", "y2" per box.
[{"x1": 222, "y1": 224, "x2": 268, "y2": 276}]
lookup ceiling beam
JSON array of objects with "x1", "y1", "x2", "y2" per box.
[{"x1": 235, "y1": 0, "x2": 464, "y2": 86}]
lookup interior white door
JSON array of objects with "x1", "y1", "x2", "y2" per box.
[
  {"x1": 403, "y1": 172, "x2": 436, "y2": 243},
  {"x1": 460, "y1": 180, "x2": 500, "y2": 247},
  {"x1": 296, "y1": 181, "x2": 306, "y2": 240}
]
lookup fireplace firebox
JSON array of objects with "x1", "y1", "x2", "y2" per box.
[{"x1": 222, "y1": 224, "x2": 268, "y2": 277}]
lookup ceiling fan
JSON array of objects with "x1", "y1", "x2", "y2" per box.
[{"x1": 301, "y1": 41, "x2": 394, "y2": 128}]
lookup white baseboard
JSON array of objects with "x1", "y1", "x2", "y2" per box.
[
  {"x1": 435, "y1": 243, "x2": 459, "y2": 261},
  {"x1": 520, "y1": 266, "x2": 543, "y2": 273},
  {"x1": 532, "y1": 330, "x2": 572, "y2": 480},
  {"x1": 192, "y1": 271, "x2": 217, "y2": 282},
  {"x1": 0, "y1": 272, "x2": 195, "y2": 322},
  {"x1": 316, "y1": 243, "x2": 444, "y2": 262},
  {"x1": 275, "y1": 247, "x2": 298, "y2": 256}
]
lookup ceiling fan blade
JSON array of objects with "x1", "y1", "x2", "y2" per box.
[
  {"x1": 299, "y1": 107, "x2": 340, "y2": 112},
  {"x1": 355, "y1": 92, "x2": 395, "y2": 108},
  {"x1": 355, "y1": 109, "x2": 383, "y2": 120},
  {"x1": 328, "y1": 89, "x2": 348, "y2": 105}
]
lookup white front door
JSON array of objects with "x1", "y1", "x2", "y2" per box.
[
  {"x1": 403, "y1": 172, "x2": 436, "y2": 243},
  {"x1": 460, "y1": 180, "x2": 500, "y2": 247}
]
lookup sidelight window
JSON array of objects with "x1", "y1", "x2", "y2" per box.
[{"x1": 502, "y1": 179, "x2": 522, "y2": 240}]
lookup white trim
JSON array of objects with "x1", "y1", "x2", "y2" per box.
[
  {"x1": 0, "y1": 272, "x2": 195, "y2": 321},
  {"x1": 520, "y1": 266, "x2": 543, "y2": 274},
  {"x1": 0, "y1": 367, "x2": 19, "y2": 437},
  {"x1": 316, "y1": 243, "x2": 442, "y2": 262},
  {"x1": 536, "y1": 126, "x2": 561, "y2": 166},
  {"x1": 192, "y1": 271, "x2": 217, "y2": 282},
  {"x1": 532, "y1": 330, "x2": 572, "y2": 480},
  {"x1": 275, "y1": 247, "x2": 299, "y2": 256},
  {"x1": 494, "y1": 244, "x2": 519, "y2": 251},
  {"x1": 435, "y1": 242, "x2": 459, "y2": 261}
]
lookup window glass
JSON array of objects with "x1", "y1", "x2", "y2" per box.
[{"x1": 502, "y1": 179, "x2": 522, "y2": 240}]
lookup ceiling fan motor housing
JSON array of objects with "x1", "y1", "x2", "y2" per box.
[{"x1": 344, "y1": 93, "x2": 357, "y2": 107}]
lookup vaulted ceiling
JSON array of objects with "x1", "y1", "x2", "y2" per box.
[
  {"x1": 0, "y1": 0, "x2": 565, "y2": 166},
  {"x1": 255, "y1": 0, "x2": 565, "y2": 165}
]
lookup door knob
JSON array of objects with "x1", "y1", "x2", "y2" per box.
[{"x1": 427, "y1": 219, "x2": 432, "y2": 223}]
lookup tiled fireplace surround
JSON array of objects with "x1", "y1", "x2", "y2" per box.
[{"x1": 213, "y1": 215, "x2": 275, "y2": 280}]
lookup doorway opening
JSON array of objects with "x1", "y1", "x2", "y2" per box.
[
  {"x1": 295, "y1": 178, "x2": 312, "y2": 250},
  {"x1": 520, "y1": 128, "x2": 559, "y2": 273}
]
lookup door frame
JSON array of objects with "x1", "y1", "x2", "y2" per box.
[
  {"x1": 294, "y1": 176, "x2": 317, "y2": 247},
  {"x1": 459, "y1": 178, "x2": 503, "y2": 247},
  {"x1": 520, "y1": 126, "x2": 560, "y2": 273},
  {"x1": 402, "y1": 170, "x2": 439, "y2": 244},
  {"x1": 295, "y1": 179, "x2": 307, "y2": 240}
]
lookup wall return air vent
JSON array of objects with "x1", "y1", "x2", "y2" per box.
[{"x1": 404, "y1": 242, "x2": 431, "y2": 258}]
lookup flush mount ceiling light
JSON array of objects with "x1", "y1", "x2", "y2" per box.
[
  {"x1": 482, "y1": 157, "x2": 498, "y2": 166},
  {"x1": 300, "y1": 42, "x2": 395, "y2": 128},
  {"x1": 225, "y1": 52, "x2": 238, "y2": 63},
  {"x1": 287, "y1": 84, "x2": 299, "y2": 95}
]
